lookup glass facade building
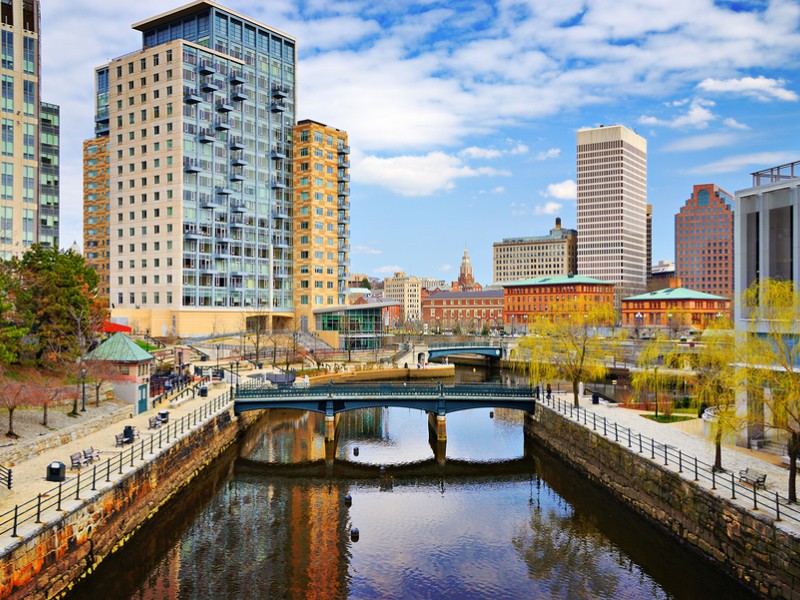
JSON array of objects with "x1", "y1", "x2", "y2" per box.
[{"x1": 89, "y1": 2, "x2": 296, "y2": 336}]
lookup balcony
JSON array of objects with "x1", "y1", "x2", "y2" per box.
[
  {"x1": 338, "y1": 212, "x2": 350, "y2": 224},
  {"x1": 338, "y1": 197, "x2": 350, "y2": 209},
  {"x1": 216, "y1": 186, "x2": 234, "y2": 196},
  {"x1": 183, "y1": 227, "x2": 204, "y2": 240},
  {"x1": 231, "y1": 201, "x2": 248, "y2": 213},
  {"x1": 216, "y1": 100, "x2": 234, "y2": 113},
  {"x1": 272, "y1": 209, "x2": 290, "y2": 220},
  {"x1": 231, "y1": 89, "x2": 248, "y2": 102},
  {"x1": 270, "y1": 101, "x2": 286, "y2": 113},
  {"x1": 273, "y1": 237, "x2": 290, "y2": 248},
  {"x1": 200, "y1": 197, "x2": 223, "y2": 210},
  {"x1": 338, "y1": 186, "x2": 350, "y2": 196},
  {"x1": 338, "y1": 145, "x2": 350, "y2": 154},
  {"x1": 215, "y1": 119, "x2": 231, "y2": 131},
  {"x1": 271, "y1": 85, "x2": 288, "y2": 98},
  {"x1": 231, "y1": 156, "x2": 248, "y2": 167},
  {"x1": 199, "y1": 61, "x2": 217, "y2": 76},
  {"x1": 198, "y1": 130, "x2": 215, "y2": 144},
  {"x1": 338, "y1": 172, "x2": 350, "y2": 182},
  {"x1": 270, "y1": 145, "x2": 286, "y2": 159},
  {"x1": 201, "y1": 79, "x2": 220, "y2": 93},
  {"x1": 230, "y1": 71, "x2": 246, "y2": 86},
  {"x1": 338, "y1": 158, "x2": 350, "y2": 168},
  {"x1": 270, "y1": 176, "x2": 286, "y2": 189},
  {"x1": 229, "y1": 137, "x2": 245, "y2": 151},
  {"x1": 94, "y1": 121, "x2": 109, "y2": 136},
  {"x1": 183, "y1": 159, "x2": 202, "y2": 173},
  {"x1": 184, "y1": 90, "x2": 203, "y2": 104},
  {"x1": 229, "y1": 169, "x2": 245, "y2": 182},
  {"x1": 338, "y1": 242, "x2": 351, "y2": 252}
]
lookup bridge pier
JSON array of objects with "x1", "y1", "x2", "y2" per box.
[
  {"x1": 427, "y1": 412, "x2": 446, "y2": 442},
  {"x1": 324, "y1": 414, "x2": 336, "y2": 442}
]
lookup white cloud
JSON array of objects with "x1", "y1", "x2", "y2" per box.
[
  {"x1": 352, "y1": 245, "x2": 383, "y2": 255},
  {"x1": 356, "y1": 152, "x2": 508, "y2": 196},
  {"x1": 509, "y1": 143, "x2": 529, "y2": 155},
  {"x1": 543, "y1": 180, "x2": 577, "y2": 200},
  {"x1": 510, "y1": 202, "x2": 530, "y2": 217},
  {"x1": 688, "y1": 152, "x2": 798, "y2": 175},
  {"x1": 639, "y1": 99, "x2": 717, "y2": 129},
  {"x1": 439, "y1": 264, "x2": 453, "y2": 272},
  {"x1": 534, "y1": 202, "x2": 563, "y2": 215},
  {"x1": 723, "y1": 117, "x2": 750, "y2": 130},
  {"x1": 662, "y1": 132, "x2": 741, "y2": 152},
  {"x1": 535, "y1": 148, "x2": 561, "y2": 160},
  {"x1": 698, "y1": 76, "x2": 799, "y2": 102},
  {"x1": 461, "y1": 146, "x2": 503, "y2": 159},
  {"x1": 489, "y1": 186, "x2": 506, "y2": 194},
  {"x1": 374, "y1": 265, "x2": 405, "y2": 275}
]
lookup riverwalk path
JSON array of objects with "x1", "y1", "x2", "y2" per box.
[{"x1": 0, "y1": 378, "x2": 233, "y2": 553}]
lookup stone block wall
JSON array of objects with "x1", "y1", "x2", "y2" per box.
[
  {"x1": 0, "y1": 408, "x2": 260, "y2": 600},
  {"x1": 525, "y1": 408, "x2": 800, "y2": 599}
]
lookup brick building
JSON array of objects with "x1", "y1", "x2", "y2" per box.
[
  {"x1": 622, "y1": 280, "x2": 731, "y2": 333},
  {"x1": 422, "y1": 289, "x2": 503, "y2": 333}
]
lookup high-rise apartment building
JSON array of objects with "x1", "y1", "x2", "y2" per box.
[
  {"x1": 292, "y1": 119, "x2": 349, "y2": 332},
  {"x1": 675, "y1": 184, "x2": 734, "y2": 297},
  {"x1": 86, "y1": 1, "x2": 296, "y2": 336},
  {"x1": 493, "y1": 218, "x2": 577, "y2": 284},
  {"x1": 0, "y1": 0, "x2": 60, "y2": 258},
  {"x1": 384, "y1": 272, "x2": 421, "y2": 324},
  {"x1": 83, "y1": 137, "x2": 110, "y2": 298},
  {"x1": 576, "y1": 125, "x2": 647, "y2": 301}
]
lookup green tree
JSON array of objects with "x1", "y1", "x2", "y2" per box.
[
  {"x1": 631, "y1": 336, "x2": 675, "y2": 415},
  {"x1": 360, "y1": 277, "x2": 371, "y2": 290},
  {"x1": 518, "y1": 302, "x2": 618, "y2": 407},
  {"x1": 0, "y1": 269, "x2": 26, "y2": 366},
  {"x1": 742, "y1": 279, "x2": 800, "y2": 501},
  {"x1": 689, "y1": 320, "x2": 743, "y2": 471}
]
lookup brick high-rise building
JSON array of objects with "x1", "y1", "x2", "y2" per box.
[
  {"x1": 675, "y1": 184, "x2": 734, "y2": 297},
  {"x1": 577, "y1": 125, "x2": 647, "y2": 302},
  {"x1": 86, "y1": 1, "x2": 296, "y2": 336},
  {"x1": 292, "y1": 119, "x2": 350, "y2": 332},
  {"x1": 83, "y1": 137, "x2": 110, "y2": 298},
  {"x1": 0, "y1": 0, "x2": 60, "y2": 258}
]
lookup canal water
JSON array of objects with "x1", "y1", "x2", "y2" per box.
[{"x1": 69, "y1": 371, "x2": 755, "y2": 599}]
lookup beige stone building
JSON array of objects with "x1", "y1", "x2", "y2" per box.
[
  {"x1": 492, "y1": 218, "x2": 577, "y2": 284},
  {"x1": 577, "y1": 125, "x2": 648, "y2": 302},
  {"x1": 292, "y1": 119, "x2": 349, "y2": 332},
  {"x1": 384, "y1": 272, "x2": 422, "y2": 324},
  {"x1": 85, "y1": 1, "x2": 297, "y2": 337}
]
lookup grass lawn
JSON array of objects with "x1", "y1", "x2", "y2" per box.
[{"x1": 642, "y1": 414, "x2": 696, "y2": 424}]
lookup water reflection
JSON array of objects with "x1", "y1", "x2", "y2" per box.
[{"x1": 68, "y1": 401, "x2": 754, "y2": 599}]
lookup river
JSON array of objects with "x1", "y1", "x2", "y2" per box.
[{"x1": 68, "y1": 369, "x2": 754, "y2": 599}]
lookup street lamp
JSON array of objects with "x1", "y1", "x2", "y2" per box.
[
  {"x1": 235, "y1": 359, "x2": 240, "y2": 392},
  {"x1": 215, "y1": 343, "x2": 221, "y2": 369},
  {"x1": 80, "y1": 367, "x2": 87, "y2": 412},
  {"x1": 635, "y1": 312, "x2": 643, "y2": 337}
]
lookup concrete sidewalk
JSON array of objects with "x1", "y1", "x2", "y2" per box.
[
  {"x1": 553, "y1": 390, "x2": 800, "y2": 535},
  {"x1": 0, "y1": 379, "x2": 233, "y2": 547}
]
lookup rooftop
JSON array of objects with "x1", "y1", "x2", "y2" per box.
[
  {"x1": 85, "y1": 333, "x2": 154, "y2": 363},
  {"x1": 623, "y1": 287, "x2": 729, "y2": 302},
  {"x1": 426, "y1": 290, "x2": 503, "y2": 300},
  {"x1": 751, "y1": 159, "x2": 800, "y2": 187},
  {"x1": 502, "y1": 275, "x2": 613, "y2": 287}
]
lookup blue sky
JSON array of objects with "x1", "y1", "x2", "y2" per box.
[{"x1": 43, "y1": 0, "x2": 800, "y2": 285}]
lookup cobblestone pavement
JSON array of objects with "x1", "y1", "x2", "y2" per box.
[{"x1": 549, "y1": 390, "x2": 800, "y2": 536}]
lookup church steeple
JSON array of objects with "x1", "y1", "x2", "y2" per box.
[{"x1": 458, "y1": 247, "x2": 474, "y2": 289}]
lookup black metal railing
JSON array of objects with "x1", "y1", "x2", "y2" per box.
[
  {"x1": 538, "y1": 394, "x2": 800, "y2": 525},
  {"x1": 0, "y1": 392, "x2": 232, "y2": 539},
  {"x1": 0, "y1": 465, "x2": 10, "y2": 490},
  {"x1": 235, "y1": 382, "x2": 536, "y2": 400}
]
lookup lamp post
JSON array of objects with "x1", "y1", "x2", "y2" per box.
[
  {"x1": 653, "y1": 365, "x2": 659, "y2": 419},
  {"x1": 235, "y1": 359, "x2": 240, "y2": 392},
  {"x1": 215, "y1": 343, "x2": 220, "y2": 369},
  {"x1": 80, "y1": 367, "x2": 87, "y2": 412},
  {"x1": 635, "y1": 312, "x2": 643, "y2": 338}
]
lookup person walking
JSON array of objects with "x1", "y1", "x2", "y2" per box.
[{"x1": 546, "y1": 383, "x2": 552, "y2": 400}]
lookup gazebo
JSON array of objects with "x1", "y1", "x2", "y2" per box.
[{"x1": 85, "y1": 332, "x2": 154, "y2": 414}]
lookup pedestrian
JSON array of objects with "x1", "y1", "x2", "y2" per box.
[{"x1": 546, "y1": 383, "x2": 552, "y2": 400}]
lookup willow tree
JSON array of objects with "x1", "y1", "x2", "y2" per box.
[
  {"x1": 690, "y1": 319, "x2": 743, "y2": 472},
  {"x1": 631, "y1": 335, "x2": 676, "y2": 416},
  {"x1": 518, "y1": 302, "x2": 618, "y2": 407},
  {"x1": 742, "y1": 279, "x2": 800, "y2": 501}
]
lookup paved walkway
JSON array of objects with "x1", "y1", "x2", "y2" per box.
[
  {"x1": 0, "y1": 379, "x2": 233, "y2": 551},
  {"x1": 550, "y1": 390, "x2": 800, "y2": 536}
]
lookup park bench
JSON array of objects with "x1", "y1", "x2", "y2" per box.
[
  {"x1": 738, "y1": 467, "x2": 767, "y2": 490},
  {"x1": 70, "y1": 452, "x2": 88, "y2": 470},
  {"x1": 83, "y1": 447, "x2": 100, "y2": 463},
  {"x1": 115, "y1": 434, "x2": 125, "y2": 447},
  {"x1": 148, "y1": 416, "x2": 161, "y2": 430}
]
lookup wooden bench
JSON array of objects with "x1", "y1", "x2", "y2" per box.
[
  {"x1": 115, "y1": 434, "x2": 125, "y2": 447},
  {"x1": 83, "y1": 447, "x2": 100, "y2": 463},
  {"x1": 148, "y1": 416, "x2": 161, "y2": 430},
  {"x1": 738, "y1": 467, "x2": 767, "y2": 490},
  {"x1": 70, "y1": 452, "x2": 88, "y2": 470}
]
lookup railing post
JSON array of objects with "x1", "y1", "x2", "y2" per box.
[
  {"x1": 678, "y1": 450, "x2": 682, "y2": 473},
  {"x1": 731, "y1": 473, "x2": 736, "y2": 500},
  {"x1": 650, "y1": 438, "x2": 655, "y2": 460},
  {"x1": 614, "y1": 422, "x2": 618, "y2": 442},
  {"x1": 75, "y1": 470, "x2": 81, "y2": 500},
  {"x1": 753, "y1": 485, "x2": 758, "y2": 510},
  {"x1": 118, "y1": 452, "x2": 123, "y2": 474},
  {"x1": 664, "y1": 445, "x2": 668, "y2": 466},
  {"x1": 57, "y1": 481, "x2": 63, "y2": 511},
  {"x1": 603, "y1": 417, "x2": 607, "y2": 437},
  {"x1": 712, "y1": 468, "x2": 716, "y2": 490},
  {"x1": 36, "y1": 494, "x2": 42, "y2": 523},
  {"x1": 694, "y1": 457, "x2": 698, "y2": 481},
  {"x1": 106, "y1": 458, "x2": 111, "y2": 482},
  {"x1": 92, "y1": 465, "x2": 97, "y2": 491},
  {"x1": 775, "y1": 493, "x2": 781, "y2": 521},
  {"x1": 159, "y1": 428, "x2": 163, "y2": 449},
  {"x1": 638, "y1": 433, "x2": 642, "y2": 453},
  {"x1": 593, "y1": 413, "x2": 596, "y2": 431},
  {"x1": 12, "y1": 505, "x2": 18, "y2": 537}
]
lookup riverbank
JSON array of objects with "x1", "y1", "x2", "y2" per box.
[{"x1": 0, "y1": 383, "x2": 260, "y2": 600}]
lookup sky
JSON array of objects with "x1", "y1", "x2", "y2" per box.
[{"x1": 42, "y1": 0, "x2": 800, "y2": 285}]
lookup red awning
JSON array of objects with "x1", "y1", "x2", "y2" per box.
[{"x1": 101, "y1": 320, "x2": 132, "y2": 333}]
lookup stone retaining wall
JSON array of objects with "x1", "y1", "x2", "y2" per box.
[
  {"x1": 0, "y1": 406, "x2": 131, "y2": 467},
  {"x1": 0, "y1": 408, "x2": 260, "y2": 599},
  {"x1": 524, "y1": 407, "x2": 800, "y2": 599}
]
